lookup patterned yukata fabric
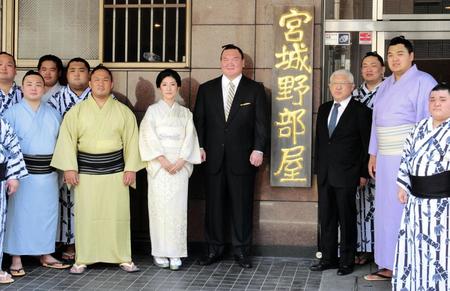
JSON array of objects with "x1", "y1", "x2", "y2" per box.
[
  {"x1": 393, "y1": 117, "x2": 450, "y2": 291},
  {"x1": 352, "y1": 82, "x2": 380, "y2": 252}
]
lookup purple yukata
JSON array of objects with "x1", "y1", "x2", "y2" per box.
[{"x1": 369, "y1": 64, "x2": 436, "y2": 270}]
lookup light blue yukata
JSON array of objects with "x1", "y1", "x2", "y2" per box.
[
  {"x1": 392, "y1": 117, "x2": 450, "y2": 291},
  {"x1": 3, "y1": 100, "x2": 61, "y2": 255},
  {"x1": 0, "y1": 117, "x2": 27, "y2": 265}
]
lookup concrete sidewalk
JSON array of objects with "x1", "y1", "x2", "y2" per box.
[{"x1": 319, "y1": 262, "x2": 391, "y2": 291}]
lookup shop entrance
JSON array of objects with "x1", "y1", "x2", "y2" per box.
[{"x1": 323, "y1": 29, "x2": 450, "y2": 102}]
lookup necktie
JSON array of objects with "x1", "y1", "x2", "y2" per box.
[
  {"x1": 328, "y1": 103, "x2": 341, "y2": 136},
  {"x1": 225, "y1": 81, "x2": 235, "y2": 121}
]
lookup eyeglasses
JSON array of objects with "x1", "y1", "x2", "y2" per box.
[{"x1": 330, "y1": 82, "x2": 353, "y2": 86}]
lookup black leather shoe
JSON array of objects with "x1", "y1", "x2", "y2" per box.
[
  {"x1": 337, "y1": 265, "x2": 354, "y2": 276},
  {"x1": 234, "y1": 255, "x2": 252, "y2": 268},
  {"x1": 309, "y1": 262, "x2": 339, "y2": 271},
  {"x1": 197, "y1": 253, "x2": 222, "y2": 266},
  {"x1": 234, "y1": 255, "x2": 252, "y2": 269}
]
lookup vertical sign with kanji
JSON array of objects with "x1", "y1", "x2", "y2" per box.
[{"x1": 271, "y1": 6, "x2": 314, "y2": 187}]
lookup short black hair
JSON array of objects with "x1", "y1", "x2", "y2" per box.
[
  {"x1": 361, "y1": 51, "x2": 384, "y2": 67},
  {"x1": 156, "y1": 69, "x2": 181, "y2": 88},
  {"x1": 22, "y1": 70, "x2": 44, "y2": 84},
  {"x1": 220, "y1": 44, "x2": 244, "y2": 60},
  {"x1": 67, "y1": 57, "x2": 90, "y2": 72},
  {"x1": 0, "y1": 52, "x2": 16, "y2": 67},
  {"x1": 90, "y1": 64, "x2": 113, "y2": 81},
  {"x1": 431, "y1": 82, "x2": 450, "y2": 95},
  {"x1": 388, "y1": 36, "x2": 414, "y2": 54},
  {"x1": 37, "y1": 54, "x2": 64, "y2": 73}
]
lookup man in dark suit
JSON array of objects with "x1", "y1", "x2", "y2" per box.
[
  {"x1": 311, "y1": 69, "x2": 372, "y2": 276},
  {"x1": 193, "y1": 44, "x2": 267, "y2": 268}
]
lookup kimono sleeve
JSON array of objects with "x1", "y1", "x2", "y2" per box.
[
  {"x1": 139, "y1": 108, "x2": 165, "y2": 162},
  {"x1": 414, "y1": 76, "x2": 436, "y2": 122},
  {"x1": 122, "y1": 108, "x2": 145, "y2": 172},
  {"x1": 368, "y1": 106, "x2": 378, "y2": 156},
  {"x1": 0, "y1": 118, "x2": 27, "y2": 180},
  {"x1": 50, "y1": 107, "x2": 79, "y2": 171},
  {"x1": 396, "y1": 126, "x2": 415, "y2": 194},
  {"x1": 179, "y1": 110, "x2": 201, "y2": 165}
]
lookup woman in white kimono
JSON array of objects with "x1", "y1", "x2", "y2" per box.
[
  {"x1": 393, "y1": 82, "x2": 450, "y2": 290},
  {"x1": 139, "y1": 69, "x2": 201, "y2": 271}
]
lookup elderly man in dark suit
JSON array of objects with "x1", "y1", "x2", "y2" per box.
[
  {"x1": 311, "y1": 69, "x2": 372, "y2": 276},
  {"x1": 193, "y1": 44, "x2": 267, "y2": 268}
]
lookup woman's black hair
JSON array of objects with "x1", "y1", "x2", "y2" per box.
[{"x1": 156, "y1": 69, "x2": 181, "y2": 88}]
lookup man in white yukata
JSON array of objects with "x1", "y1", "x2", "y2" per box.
[
  {"x1": 393, "y1": 82, "x2": 450, "y2": 290},
  {"x1": 48, "y1": 57, "x2": 91, "y2": 261},
  {"x1": 364, "y1": 36, "x2": 437, "y2": 281},
  {"x1": 0, "y1": 52, "x2": 22, "y2": 115},
  {"x1": 51, "y1": 65, "x2": 144, "y2": 274},
  {"x1": 48, "y1": 57, "x2": 91, "y2": 116}
]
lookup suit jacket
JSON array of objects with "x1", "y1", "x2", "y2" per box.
[
  {"x1": 193, "y1": 75, "x2": 268, "y2": 175},
  {"x1": 315, "y1": 98, "x2": 372, "y2": 187}
]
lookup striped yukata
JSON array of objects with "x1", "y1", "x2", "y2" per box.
[
  {"x1": 0, "y1": 117, "x2": 28, "y2": 266},
  {"x1": 48, "y1": 85, "x2": 90, "y2": 245},
  {"x1": 0, "y1": 83, "x2": 22, "y2": 116},
  {"x1": 48, "y1": 86, "x2": 90, "y2": 117},
  {"x1": 352, "y1": 82, "x2": 381, "y2": 253},
  {"x1": 393, "y1": 117, "x2": 450, "y2": 291}
]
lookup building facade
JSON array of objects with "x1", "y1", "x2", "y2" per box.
[{"x1": 2, "y1": 0, "x2": 449, "y2": 256}]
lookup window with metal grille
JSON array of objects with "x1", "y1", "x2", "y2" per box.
[{"x1": 103, "y1": 0, "x2": 190, "y2": 68}]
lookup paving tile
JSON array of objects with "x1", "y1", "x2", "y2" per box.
[{"x1": 0, "y1": 256, "x2": 327, "y2": 291}]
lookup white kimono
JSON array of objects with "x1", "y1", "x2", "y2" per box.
[
  {"x1": 139, "y1": 100, "x2": 201, "y2": 258},
  {"x1": 393, "y1": 117, "x2": 450, "y2": 291}
]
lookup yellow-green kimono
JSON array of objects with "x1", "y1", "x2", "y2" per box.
[{"x1": 51, "y1": 95, "x2": 144, "y2": 265}]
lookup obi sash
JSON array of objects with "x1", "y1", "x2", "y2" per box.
[
  {"x1": 410, "y1": 171, "x2": 450, "y2": 199},
  {"x1": 0, "y1": 163, "x2": 6, "y2": 181},
  {"x1": 23, "y1": 154, "x2": 54, "y2": 174},
  {"x1": 376, "y1": 124, "x2": 414, "y2": 155},
  {"x1": 77, "y1": 149, "x2": 124, "y2": 175}
]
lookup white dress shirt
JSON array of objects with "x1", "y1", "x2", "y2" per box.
[{"x1": 221, "y1": 74, "x2": 242, "y2": 111}]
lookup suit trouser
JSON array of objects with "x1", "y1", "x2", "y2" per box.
[
  {"x1": 318, "y1": 182, "x2": 357, "y2": 266},
  {"x1": 205, "y1": 159, "x2": 255, "y2": 256}
]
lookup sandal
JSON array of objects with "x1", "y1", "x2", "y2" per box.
[
  {"x1": 69, "y1": 264, "x2": 87, "y2": 275},
  {"x1": 364, "y1": 270, "x2": 392, "y2": 281},
  {"x1": 356, "y1": 253, "x2": 373, "y2": 265},
  {"x1": 9, "y1": 267, "x2": 26, "y2": 277},
  {"x1": 42, "y1": 261, "x2": 71, "y2": 269},
  {"x1": 62, "y1": 252, "x2": 75, "y2": 261},
  {"x1": 119, "y1": 262, "x2": 140, "y2": 273},
  {"x1": 0, "y1": 271, "x2": 14, "y2": 284}
]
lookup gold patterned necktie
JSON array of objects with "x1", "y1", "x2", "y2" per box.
[{"x1": 225, "y1": 81, "x2": 235, "y2": 121}]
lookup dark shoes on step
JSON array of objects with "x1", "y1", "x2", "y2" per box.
[{"x1": 197, "y1": 253, "x2": 252, "y2": 268}]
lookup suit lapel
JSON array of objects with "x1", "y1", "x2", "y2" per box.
[
  {"x1": 213, "y1": 77, "x2": 226, "y2": 123},
  {"x1": 322, "y1": 102, "x2": 332, "y2": 137},
  {"x1": 331, "y1": 98, "x2": 354, "y2": 137}
]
